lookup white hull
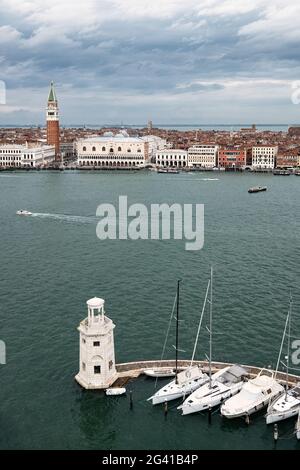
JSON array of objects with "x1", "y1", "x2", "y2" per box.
[
  {"x1": 297, "y1": 411, "x2": 300, "y2": 440},
  {"x1": 180, "y1": 365, "x2": 248, "y2": 415},
  {"x1": 149, "y1": 374, "x2": 209, "y2": 405},
  {"x1": 266, "y1": 407, "x2": 300, "y2": 424},
  {"x1": 221, "y1": 372, "x2": 284, "y2": 419},
  {"x1": 105, "y1": 387, "x2": 126, "y2": 396},
  {"x1": 181, "y1": 382, "x2": 243, "y2": 415},
  {"x1": 16, "y1": 210, "x2": 32, "y2": 216},
  {"x1": 144, "y1": 368, "x2": 176, "y2": 378}
]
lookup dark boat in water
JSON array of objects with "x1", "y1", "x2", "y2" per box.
[{"x1": 248, "y1": 186, "x2": 267, "y2": 193}]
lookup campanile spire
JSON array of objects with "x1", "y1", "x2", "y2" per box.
[{"x1": 46, "y1": 81, "x2": 60, "y2": 159}]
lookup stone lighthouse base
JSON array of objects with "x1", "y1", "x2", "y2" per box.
[{"x1": 75, "y1": 372, "x2": 119, "y2": 390}]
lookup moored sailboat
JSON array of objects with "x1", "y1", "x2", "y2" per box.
[
  {"x1": 266, "y1": 296, "x2": 300, "y2": 424},
  {"x1": 148, "y1": 279, "x2": 209, "y2": 405}
]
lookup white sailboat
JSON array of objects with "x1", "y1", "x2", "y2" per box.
[
  {"x1": 266, "y1": 297, "x2": 300, "y2": 424},
  {"x1": 180, "y1": 364, "x2": 248, "y2": 415},
  {"x1": 180, "y1": 267, "x2": 249, "y2": 415},
  {"x1": 221, "y1": 369, "x2": 284, "y2": 419},
  {"x1": 148, "y1": 278, "x2": 209, "y2": 406}
]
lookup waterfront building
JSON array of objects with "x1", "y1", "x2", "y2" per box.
[
  {"x1": 218, "y1": 147, "x2": 247, "y2": 169},
  {"x1": 75, "y1": 297, "x2": 118, "y2": 390},
  {"x1": 252, "y1": 145, "x2": 278, "y2": 170},
  {"x1": 46, "y1": 81, "x2": 60, "y2": 159},
  {"x1": 276, "y1": 149, "x2": 300, "y2": 168},
  {"x1": 76, "y1": 132, "x2": 149, "y2": 168},
  {"x1": 147, "y1": 120, "x2": 153, "y2": 132},
  {"x1": 140, "y1": 135, "x2": 167, "y2": 162},
  {"x1": 155, "y1": 149, "x2": 188, "y2": 168},
  {"x1": 0, "y1": 144, "x2": 55, "y2": 168},
  {"x1": 187, "y1": 145, "x2": 218, "y2": 168}
]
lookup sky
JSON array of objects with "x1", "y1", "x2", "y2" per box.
[{"x1": 1, "y1": 0, "x2": 300, "y2": 125}]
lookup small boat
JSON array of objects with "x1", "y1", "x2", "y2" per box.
[
  {"x1": 248, "y1": 186, "x2": 267, "y2": 193},
  {"x1": 16, "y1": 210, "x2": 32, "y2": 216},
  {"x1": 179, "y1": 365, "x2": 249, "y2": 415},
  {"x1": 296, "y1": 409, "x2": 300, "y2": 440},
  {"x1": 273, "y1": 169, "x2": 291, "y2": 175},
  {"x1": 105, "y1": 387, "x2": 126, "y2": 396},
  {"x1": 144, "y1": 368, "x2": 176, "y2": 378},
  {"x1": 157, "y1": 168, "x2": 179, "y2": 174},
  {"x1": 220, "y1": 369, "x2": 284, "y2": 419}
]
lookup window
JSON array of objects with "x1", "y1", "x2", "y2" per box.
[
  {"x1": 118, "y1": 146, "x2": 122, "y2": 152},
  {"x1": 82, "y1": 338, "x2": 86, "y2": 344},
  {"x1": 102, "y1": 146, "x2": 106, "y2": 151},
  {"x1": 94, "y1": 366, "x2": 101, "y2": 374},
  {"x1": 92, "y1": 146, "x2": 96, "y2": 152},
  {"x1": 109, "y1": 360, "x2": 113, "y2": 370},
  {"x1": 110, "y1": 148, "x2": 114, "y2": 153},
  {"x1": 83, "y1": 146, "x2": 86, "y2": 151},
  {"x1": 127, "y1": 149, "x2": 131, "y2": 153},
  {"x1": 137, "y1": 149, "x2": 141, "y2": 153},
  {"x1": 93, "y1": 341, "x2": 100, "y2": 347},
  {"x1": 82, "y1": 362, "x2": 86, "y2": 371}
]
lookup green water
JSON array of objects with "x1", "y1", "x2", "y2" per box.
[{"x1": 0, "y1": 170, "x2": 299, "y2": 450}]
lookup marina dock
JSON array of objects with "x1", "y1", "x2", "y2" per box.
[{"x1": 115, "y1": 360, "x2": 300, "y2": 387}]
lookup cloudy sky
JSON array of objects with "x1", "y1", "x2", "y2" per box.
[{"x1": 1, "y1": 0, "x2": 300, "y2": 125}]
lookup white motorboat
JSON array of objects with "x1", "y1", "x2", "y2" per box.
[
  {"x1": 266, "y1": 383, "x2": 300, "y2": 424},
  {"x1": 105, "y1": 387, "x2": 126, "y2": 396},
  {"x1": 296, "y1": 409, "x2": 300, "y2": 440},
  {"x1": 148, "y1": 276, "x2": 211, "y2": 405},
  {"x1": 16, "y1": 210, "x2": 32, "y2": 216},
  {"x1": 144, "y1": 368, "x2": 176, "y2": 378},
  {"x1": 179, "y1": 364, "x2": 248, "y2": 415},
  {"x1": 266, "y1": 297, "x2": 300, "y2": 424},
  {"x1": 221, "y1": 369, "x2": 284, "y2": 419}
]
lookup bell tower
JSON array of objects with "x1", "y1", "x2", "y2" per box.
[
  {"x1": 75, "y1": 297, "x2": 118, "y2": 389},
  {"x1": 46, "y1": 81, "x2": 60, "y2": 159}
]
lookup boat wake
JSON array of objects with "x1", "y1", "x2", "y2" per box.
[{"x1": 30, "y1": 212, "x2": 97, "y2": 225}]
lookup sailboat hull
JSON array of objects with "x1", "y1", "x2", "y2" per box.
[
  {"x1": 149, "y1": 375, "x2": 209, "y2": 405},
  {"x1": 266, "y1": 407, "x2": 299, "y2": 424}
]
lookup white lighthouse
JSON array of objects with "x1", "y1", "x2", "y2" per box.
[{"x1": 75, "y1": 297, "x2": 118, "y2": 389}]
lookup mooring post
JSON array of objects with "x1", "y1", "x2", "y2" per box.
[
  {"x1": 208, "y1": 406, "x2": 212, "y2": 424},
  {"x1": 164, "y1": 401, "x2": 168, "y2": 418},
  {"x1": 245, "y1": 413, "x2": 250, "y2": 425},
  {"x1": 129, "y1": 390, "x2": 133, "y2": 410},
  {"x1": 274, "y1": 424, "x2": 278, "y2": 444}
]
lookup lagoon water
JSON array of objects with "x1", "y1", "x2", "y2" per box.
[{"x1": 0, "y1": 170, "x2": 299, "y2": 449}]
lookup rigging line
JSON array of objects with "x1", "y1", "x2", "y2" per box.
[
  {"x1": 154, "y1": 292, "x2": 177, "y2": 389},
  {"x1": 275, "y1": 310, "x2": 290, "y2": 378},
  {"x1": 190, "y1": 278, "x2": 210, "y2": 367}
]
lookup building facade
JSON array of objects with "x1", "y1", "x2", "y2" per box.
[
  {"x1": 187, "y1": 145, "x2": 218, "y2": 168},
  {"x1": 252, "y1": 145, "x2": 278, "y2": 169},
  {"x1": 218, "y1": 147, "x2": 247, "y2": 169},
  {"x1": 155, "y1": 149, "x2": 188, "y2": 168},
  {"x1": 0, "y1": 144, "x2": 55, "y2": 168},
  {"x1": 276, "y1": 150, "x2": 300, "y2": 168},
  {"x1": 76, "y1": 132, "x2": 149, "y2": 168},
  {"x1": 46, "y1": 81, "x2": 60, "y2": 159}
]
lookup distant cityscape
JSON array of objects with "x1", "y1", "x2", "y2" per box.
[{"x1": 1, "y1": 82, "x2": 300, "y2": 172}]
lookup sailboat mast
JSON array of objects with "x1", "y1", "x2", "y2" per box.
[
  {"x1": 209, "y1": 266, "x2": 213, "y2": 389},
  {"x1": 285, "y1": 294, "x2": 292, "y2": 398},
  {"x1": 175, "y1": 279, "x2": 181, "y2": 384}
]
